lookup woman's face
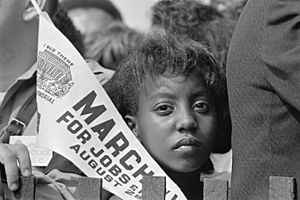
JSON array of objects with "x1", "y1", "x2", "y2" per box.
[{"x1": 130, "y1": 73, "x2": 217, "y2": 172}]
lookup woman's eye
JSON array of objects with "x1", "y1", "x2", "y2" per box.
[
  {"x1": 154, "y1": 104, "x2": 173, "y2": 115},
  {"x1": 193, "y1": 101, "x2": 209, "y2": 113}
]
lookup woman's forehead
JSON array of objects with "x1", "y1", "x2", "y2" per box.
[{"x1": 140, "y1": 74, "x2": 206, "y2": 97}]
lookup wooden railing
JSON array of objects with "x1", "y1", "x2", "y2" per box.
[{"x1": 4, "y1": 176, "x2": 297, "y2": 200}]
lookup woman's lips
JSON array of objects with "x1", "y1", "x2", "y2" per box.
[{"x1": 173, "y1": 137, "x2": 202, "y2": 150}]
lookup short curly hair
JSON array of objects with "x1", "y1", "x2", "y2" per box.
[
  {"x1": 151, "y1": 0, "x2": 235, "y2": 73},
  {"x1": 105, "y1": 32, "x2": 231, "y2": 153}
]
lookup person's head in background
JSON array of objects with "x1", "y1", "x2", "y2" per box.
[
  {"x1": 85, "y1": 21, "x2": 142, "y2": 70},
  {"x1": 105, "y1": 32, "x2": 231, "y2": 198},
  {"x1": 151, "y1": 0, "x2": 235, "y2": 73},
  {"x1": 60, "y1": 0, "x2": 123, "y2": 56},
  {"x1": 211, "y1": 0, "x2": 247, "y2": 21},
  {"x1": 52, "y1": 3, "x2": 85, "y2": 56}
]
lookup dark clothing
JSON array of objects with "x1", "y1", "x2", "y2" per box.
[{"x1": 226, "y1": 0, "x2": 300, "y2": 199}]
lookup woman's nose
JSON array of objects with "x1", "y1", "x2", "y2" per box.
[{"x1": 175, "y1": 108, "x2": 198, "y2": 132}]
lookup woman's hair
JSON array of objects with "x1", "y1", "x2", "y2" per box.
[
  {"x1": 105, "y1": 32, "x2": 231, "y2": 153},
  {"x1": 85, "y1": 21, "x2": 142, "y2": 70}
]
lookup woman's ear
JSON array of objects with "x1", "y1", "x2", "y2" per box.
[
  {"x1": 23, "y1": 0, "x2": 47, "y2": 21},
  {"x1": 124, "y1": 115, "x2": 141, "y2": 141}
]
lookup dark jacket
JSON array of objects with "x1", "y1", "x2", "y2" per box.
[{"x1": 226, "y1": 0, "x2": 300, "y2": 199}]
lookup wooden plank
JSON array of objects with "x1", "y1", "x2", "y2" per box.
[
  {"x1": 142, "y1": 176, "x2": 166, "y2": 200},
  {"x1": 269, "y1": 176, "x2": 296, "y2": 200},
  {"x1": 203, "y1": 178, "x2": 228, "y2": 200},
  {"x1": 13, "y1": 175, "x2": 35, "y2": 200},
  {"x1": 74, "y1": 177, "x2": 102, "y2": 200},
  {"x1": 0, "y1": 170, "x2": 4, "y2": 198}
]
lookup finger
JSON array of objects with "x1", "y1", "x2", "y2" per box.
[
  {"x1": 10, "y1": 144, "x2": 32, "y2": 177},
  {"x1": 0, "y1": 145, "x2": 20, "y2": 191}
]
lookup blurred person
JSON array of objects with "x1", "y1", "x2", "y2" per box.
[
  {"x1": 211, "y1": 0, "x2": 247, "y2": 21},
  {"x1": 60, "y1": 0, "x2": 123, "y2": 56},
  {"x1": 51, "y1": 3, "x2": 114, "y2": 87},
  {"x1": 52, "y1": 3, "x2": 85, "y2": 56},
  {"x1": 0, "y1": 0, "x2": 61, "y2": 196},
  {"x1": 211, "y1": 0, "x2": 245, "y2": 12},
  {"x1": 0, "y1": 0, "x2": 111, "y2": 199},
  {"x1": 85, "y1": 21, "x2": 142, "y2": 71},
  {"x1": 226, "y1": 0, "x2": 300, "y2": 199},
  {"x1": 151, "y1": 0, "x2": 235, "y2": 73}
]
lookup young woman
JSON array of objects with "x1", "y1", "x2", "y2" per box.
[{"x1": 105, "y1": 32, "x2": 231, "y2": 200}]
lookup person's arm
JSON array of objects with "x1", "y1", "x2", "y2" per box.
[
  {"x1": 0, "y1": 144, "x2": 31, "y2": 193},
  {"x1": 262, "y1": 0, "x2": 300, "y2": 110}
]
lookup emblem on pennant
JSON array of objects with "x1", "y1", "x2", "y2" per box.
[{"x1": 37, "y1": 49, "x2": 74, "y2": 99}]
